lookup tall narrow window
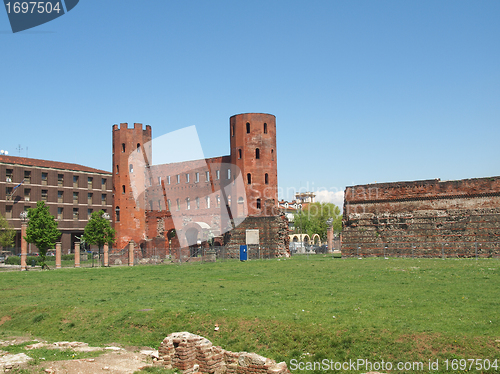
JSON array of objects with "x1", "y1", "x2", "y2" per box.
[
  {"x1": 158, "y1": 200, "x2": 162, "y2": 212},
  {"x1": 256, "y1": 198, "x2": 261, "y2": 209},
  {"x1": 206, "y1": 196, "x2": 210, "y2": 209},
  {"x1": 186, "y1": 173, "x2": 190, "y2": 183},
  {"x1": 186, "y1": 197, "x2": 191, "y2": 210},
  {"x1": 205, "y1": 171, "x2": 210, "y2": 181},
  {"x1": 101, "y1": 194, "x2": 107, "y2": 205},
  {"x1": 265, "y1": 173, "x2": 269, "y2": 184},
  {"x1": 41, "y1": 189, "x2": 48, "y2": 202},
  {"x1": 41, "y1": 172, "x2": 48, "y2": 185},
  {"x1": 167, "y1": 175, "x2": 171, "y2": 184},
  {"x1": 115, "y1": 206, "x2": 120, "y2": 222},
  {"x1": 271, "y1": 149, "x2": 274, "y2": 160},
  {"x1": 167, "y1": 199, "x2": 171, "y2": 211},
  {"x1": 216, "y1": 170, "x2": 220, "y2": 180},
  {"x1": 58, "y1": 191, "x2": 63, "y2": 203},
  {"x1": 73, "y1": 175, "x2": 79, "y2": 188},
  {"x1": 247, "y1": 173, "x2": 251, "y2": 184},
  {"x1": 73, "y1": 208, "x2": 79, "y2": 220},
  {"x1": 238, "y1": 149, "x2": 242, "y2": 159},
  {"x1": 23, "y1": 171, "x2": 31, "y2": 184},
  {"x1": 58, "y1": 174, "x2": 64, "y2": 187},
  {"x1": 88, "y1": 193, "x2": 93, "y2": 204},
  {"x1": 24, "y1": 188, "x2": 31, "y2": 201},
  {"x1": 88, "y1": 209, "x2": 93, "y2": 220},
  {"x1": 176, "y1": 174, "x2": 180, "y2": 184},
  {"x1": 116, "y1": 165, "x2": 119, "y2": 174},
  {"x1": 121, "y1": 143, "x2": 125, "y2": 153},
  {"x1": 231, "y1": 124, "x2": 235, "y2": 137},
  {"x1": 88, "y1": 177, "x2": 93, "y2": 189},
  {"x1": 195, "y1": 172, "x2": 199, "y2": 183},
  {"x1": 264, "y1": 123, "x2": 268, "y2": 134},
  {"x1": 246, "y1": 122, "x2": 250, "y2": 133},
  {"x1": 158, "y1": 176, "x2": 162, "y2": 185},
  {"x1": 57, "y1": 207, "x2": 63, "y2": 220},
  {"x1": 196, "y1": 197, "x2": 200, "y2": 209},
  {"x1": 176, "y1": 198, "x2": 180, "y2": 211},
  {"x1": 73, "y1": 192, "x2": 79, "y2": 204},
  {"x1": 102, "y1": 178, "x2": 107, "y2": 190},
  {"x1": 6, "y1": 169, "x2": 13, "y2": 182},
  {"x1": 137, "y1": 143, "x2": 141, "y2": 152},
  {"x1": 129, "y1": 164, "x2": 133, "y2": 173},
  {"x1": 255, "y1": 148, "x2": 260, "y2": 159},
  {"x1": 227, "y1": 169, "x2": 231, "y2": 180},
  {"x1": 122, "y1": 185, "x2": 126, "y2": 194}
]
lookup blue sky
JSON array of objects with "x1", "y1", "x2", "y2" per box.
[{"x1": 1, "y1": 1, "x2": 499, "y2": 208}]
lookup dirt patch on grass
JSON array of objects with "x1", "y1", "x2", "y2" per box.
[{"x1": 0, "y1": 316, "x2": 11, "y2": 326}]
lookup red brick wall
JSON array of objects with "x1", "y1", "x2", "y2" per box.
[{"x1": 342, "y1": 176, "x2": 500, "y2": 257}]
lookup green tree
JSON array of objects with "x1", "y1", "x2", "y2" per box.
[
  {"x1": 0, "y1": 213, "x2": 15, "y2": 249},
  {"x1": 294, "y1": 202, "x2": 342, "y2": 241},
  {"x1": 83, "y1": 210, "x2": 116, "y2": 253},
  {"x1": 25, "y1": 201, "x2": 61, "y2": 269}
]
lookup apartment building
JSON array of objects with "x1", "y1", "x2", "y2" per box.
[{"x1": 0, "y1": 155, "x2": 113, "y2": 253}]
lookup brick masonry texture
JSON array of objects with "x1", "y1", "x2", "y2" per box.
[
  {"x1": 342, "y1": 177, "x2": 500, "y2": 257},
  {"x1": 158, "y1": 332, "x2": 290, "y2": 374},
  {"x1": 112, "y1": 114, "x2": 288, "y2": 257}
]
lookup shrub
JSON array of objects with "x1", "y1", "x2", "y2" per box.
[
  {"x1": 62, "y1": 254, "x2": 75, "y2": 261},
  {"x1": 6, "y1": 256, "x2": 20, "y2": 265}
]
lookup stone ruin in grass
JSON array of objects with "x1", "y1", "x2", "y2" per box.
[{"x1": 157, "y1": 332, "x2": 290, "y2": 374}]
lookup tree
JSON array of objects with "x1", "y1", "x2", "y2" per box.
[
  {"x1": 25, "y1": 201, "x2": 61, "y2": 269},
  {"x1": 294, "y1": 202, "x2": 342, "y2": 241},
  {"x1": 0, "y1": 213, "x2": 15, "y2": 249},
  {"x1": 83, "y1": 210, "x2": 116, "y2": 253}
]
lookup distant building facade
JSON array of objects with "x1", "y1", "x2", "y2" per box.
[{"x1": 0, "y1": 155, "x2": 113, "y2": 253}]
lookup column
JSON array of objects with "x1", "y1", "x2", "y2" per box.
[
  {"x1": 74, "y1": 242, "x2": 80, "y2": 268},
  {"x1": 103, "y1": 243, "x2": 109, "y2": 267},
  {"x1": 20, "y1": 222, "x2": 28, "y2": 271},
  {"x1": 327, "y1": 226, "x2": 333, "y2": 254},
  {"x1": 55, "y1": 242, "x2": 62, "y2": 269},
  {"x1": 128, "y1": 240, "x2": 134, "y2": 266}
]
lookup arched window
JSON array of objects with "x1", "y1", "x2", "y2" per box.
[
  {"x1": 115, "y1": 206, "x2": 120, "y2": 222},
  {"x1": 238, "y1": 197, "x2": 244, "y2": 204},
  {"x1": 264, "y1": 123, "x2": 267, "y2": 134},
  {"x1": 265, "y1": 173, "x2": 269, "y2": 184},
  {"x1": 255, "y1": 148, "x2": 260, "y2": 159},
  {"x1": 247, "y1": 173, "x2": 252, "y2": 184},
  {"x1": 122, "y1": 185, "x2": 125, "y2": 194},
  {"x1": 137, "y1": 143, "x2": 140, "y2": 152},
  {"x1": 238, "y1": 149, "x2": 242, "y2": 159},
  {"x1": 256, "y1": 198, "x2": 261, "y2": 209},
  {"x1": 246, "y1": 122, "x2": 250, "y2": 133}
]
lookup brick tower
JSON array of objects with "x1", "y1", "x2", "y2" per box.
[
  {"x1": 229, "y1": 113, "x2": 278, "y2": 217},
  {"x1": 112, "y1": 123, "x2": 152, "y2": 249}
]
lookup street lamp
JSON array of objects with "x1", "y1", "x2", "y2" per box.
[{"x1": 20, "y1": 211, "x2": 29, "y2": 270}]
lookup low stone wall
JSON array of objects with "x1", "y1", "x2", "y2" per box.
[{"x1": 157, "y1": 332, "x2": 290, "y2": 374}]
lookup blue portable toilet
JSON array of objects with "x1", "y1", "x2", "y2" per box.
[{"x1": 240, "y1": 245, "x2": 248, "y2": 261}]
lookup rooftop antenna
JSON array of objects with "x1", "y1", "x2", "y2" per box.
[{"x1": 16, "y1": 144, "x2": 23, "y2": 157}]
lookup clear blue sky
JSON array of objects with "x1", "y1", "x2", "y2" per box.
[{"x1": 1, "y1": 1, "x2": 499, "y2": 208}]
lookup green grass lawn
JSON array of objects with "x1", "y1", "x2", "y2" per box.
[{"x1": 0, "y1": 256, "x2": 499, "y2": 373}]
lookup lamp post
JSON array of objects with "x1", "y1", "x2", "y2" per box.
[
  {"x1": 20, "y1": 211, "x2": 28, "y2": 271},
  {"x1": 326, "y1": 217, "x2": 333, "y2": 254}
]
